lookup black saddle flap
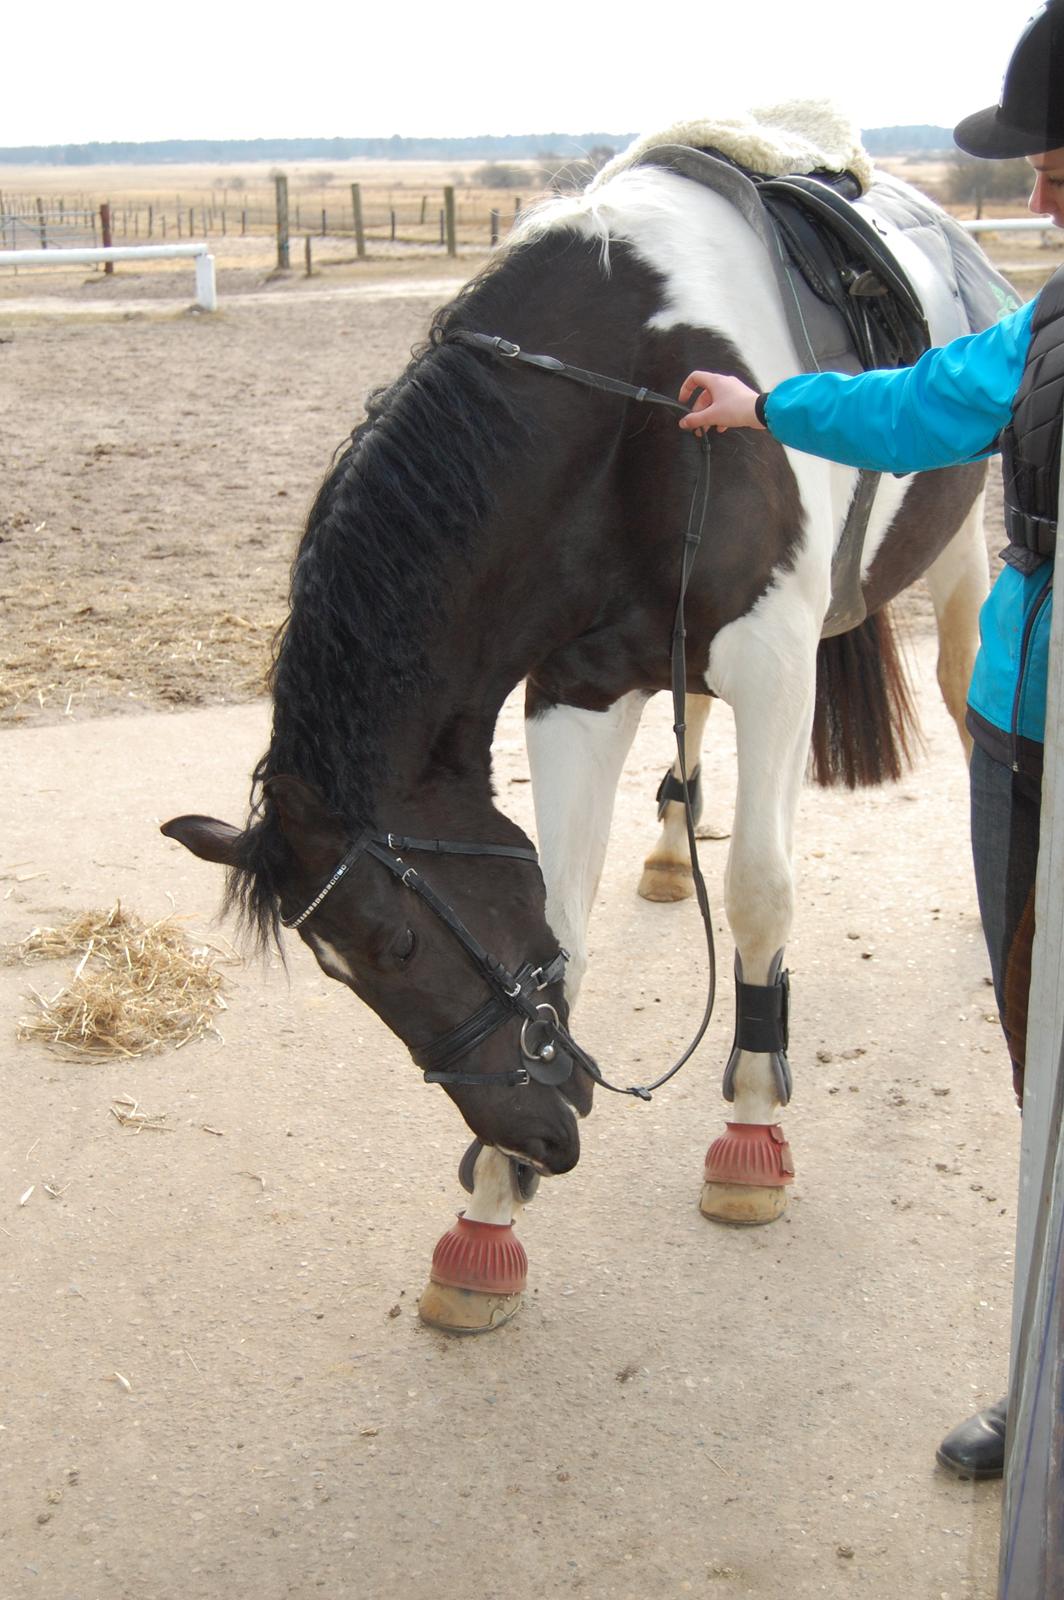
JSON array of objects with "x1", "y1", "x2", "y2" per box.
[{"x1": 759, "y1": 174, "x2": 930, "y2": 370}]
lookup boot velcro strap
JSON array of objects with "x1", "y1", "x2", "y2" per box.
[
  {"x1": 655, "y1": 764, "x2": 701, "y2": 819},
  {"x1": 735, "y1": 969, "x2": 789, "y2": 1054}
]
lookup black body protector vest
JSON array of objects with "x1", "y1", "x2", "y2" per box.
[{"x1": 1000, "y1": 265, "x2": 1064, "y2": 575}]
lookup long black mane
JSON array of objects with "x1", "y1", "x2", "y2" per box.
[{"x1": 226, "y1": 235, "x2": 572, "y2": 946}]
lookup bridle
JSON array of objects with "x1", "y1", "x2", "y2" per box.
[
  {"x1": 281, "y1": 330, "x2": 717, "y2": 1103},
  {"x1": 282, "y1": 826, "x2": 588, "y2": 1091}
]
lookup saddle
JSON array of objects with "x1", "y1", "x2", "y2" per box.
[{"x1": 633, "y1": 143, "x2": 1022, "y2": 632}]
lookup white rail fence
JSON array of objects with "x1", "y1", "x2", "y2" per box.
[{"x1": 0, "y1": 243, "x2": 217, "y2": 310}]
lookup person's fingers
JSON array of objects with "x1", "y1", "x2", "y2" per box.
[
  {"x1": 678, "y1": 404, "x2": 717, "y2": 432},
  {"x1": 678, "y1": 370, "x2": 715, "y2": 405}
]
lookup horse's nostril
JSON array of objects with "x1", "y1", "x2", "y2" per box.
[{"x1": 521, "y1": 1129, "x2": 580, "y2": 1176}]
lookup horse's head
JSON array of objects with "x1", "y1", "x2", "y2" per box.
[{"x1": 162, "y1": 776, "x2": 592, "y2": 1175}]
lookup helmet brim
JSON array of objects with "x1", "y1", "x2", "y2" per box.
[{"x1": 954, "y1": 104, "x2": 1062, "y2": 160}]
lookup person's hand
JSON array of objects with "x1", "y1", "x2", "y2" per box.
[{"x1": 678, "y1": 371, "x2": 764, "y2": 434}]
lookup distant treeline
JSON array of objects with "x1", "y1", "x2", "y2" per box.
[
  {"x1": 0, "y1": 126, "x2": 958, "y2": 166},
  {"x1": 862, "y1": 126, "x2": 956, "y2": 155},
  {"x1": 0, "y1": 133, "x2": 637, "y2": 166}
]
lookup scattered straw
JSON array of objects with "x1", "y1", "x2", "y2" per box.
[
  {"x1": 110, "y1": 1096, "x2": 171, "y2": 1133},
  {"x1": 12, "y1": 903, "x2": 236, "y2": 1059}
]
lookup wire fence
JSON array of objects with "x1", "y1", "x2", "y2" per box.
[{"x1": 0, "y1": 180, "x2": 539, "y2": 257}]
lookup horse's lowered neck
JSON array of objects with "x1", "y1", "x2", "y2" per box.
[{"x1": 376, "y1": 697, "x2": 518, "y2": 846}]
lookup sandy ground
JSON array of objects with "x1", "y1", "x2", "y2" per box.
[{"x1": 0, "y1": 262, "x2": 1026, "y2": 1599}]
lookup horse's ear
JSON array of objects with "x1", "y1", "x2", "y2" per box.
[
  {"x1": 161, "y1": 814, "x2": 243, "y2": 866},
  {"x1": 263, "y1": 775, "x2": 341, "y2": 840}
]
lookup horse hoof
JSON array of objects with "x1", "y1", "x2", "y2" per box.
[
  {"x1": 418, "y1": 1281, "x2": 523, "y2": 1335},
  {"x1": 700, "y1": 1181, "x2": 788, "y2": 1225},
  {"x1": 637, "y1": 861, "x2": 694, "y2": 902},
  {"x1": 700, "y1": 1122, "x2": 794, "y2": 1224},
  {"x1": 418, "y1": 1214, "x2": 527, "y2": 1335}
]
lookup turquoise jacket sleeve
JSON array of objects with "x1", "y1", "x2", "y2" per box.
[{"x1": 761, "y1": 300, "x2": 1036, "y2": 473}]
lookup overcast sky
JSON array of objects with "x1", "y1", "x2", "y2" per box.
[{"x1": 3, "y1": 1, "x2": 1042, "y2": 147}]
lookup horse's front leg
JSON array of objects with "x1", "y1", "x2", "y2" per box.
[
  {"x1": 702, "y1": 602, "x2": 819, "y2": 1224},
  {"x1": 524, "y1": 690, "x2": 647, "y2": 1004},
  {"x1": 638, "y1": 692, "x2": 715, "y2": 902},
  {"x1": 419, "y1": 1143, "x2": 533, "y2": 1334}
]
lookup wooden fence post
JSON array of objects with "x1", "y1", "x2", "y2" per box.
[
  {"x1": 419, "y1": 195, "x2": 427, "y2": 225},
  {"x1": 443, "y1": 186, "x2": 456, "y2": 257},
  {"x1": 36, "y1": 197, "x2": 46, "y2": 247},
  {"x1": 351, "y1": 183, "x2": 366, "y2": 259},
  {"x1": 304, "y1": 234, "x2": 313, "y2": 276},
  {"x1": 275, "y1": 174, "x2": 290, "y2": 269},
  {"x1": 390, "y1": 209, "x2": 396, "y2": 242},
  {"x1": 490, "y1": 209, "x2": 499, "y2": 246},
  {"x1": 321, "y1": 208, "x2": 327, "y2": 237},
  {"x1": 99, "y1": 202, "x2": 113, "y2": 273}
]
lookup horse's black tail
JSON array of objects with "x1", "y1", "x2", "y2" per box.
[{"x1": 809, "y1": 606, "x2": 922, "y2": 788}]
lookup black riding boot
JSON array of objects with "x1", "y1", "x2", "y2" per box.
[{"x1": 936, "y1": 1397, "x2": 1007, "y2": 1479}]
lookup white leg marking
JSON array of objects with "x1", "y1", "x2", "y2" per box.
[
  {"x1": 465, "y1": 1145, "x2": 521, "y2": 1225},
  {"x1": 709, "y1": 566, "x2": 823, "y2": 1124},
  {"x1": 525, "y1": 692, "x2": 647, "y2": 1004}
]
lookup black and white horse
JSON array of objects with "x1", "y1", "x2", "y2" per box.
[{"x1": 162, "y1": 144, "x2": 991, "y2": 1331}]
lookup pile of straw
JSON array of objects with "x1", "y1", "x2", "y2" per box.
[{"x1": 10, "y1": 903, "x2": 234, "y2": 1058}]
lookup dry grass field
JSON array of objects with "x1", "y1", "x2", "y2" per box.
[
  {"x1": 0, "y1": 156, "x2": 550, "y2": 265},
  {"x1": 3, "y1": 153, "x2": 1062, "y2": 288}
]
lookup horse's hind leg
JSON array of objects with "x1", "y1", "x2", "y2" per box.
[
  {"x1": 638, "y1": 693, "x2": 716, "y2": 902},
  {"x1": 701, "y1": 603, "x2": 819, "y2": 1224},
  {"x1": 922, "y1": 488, "x2": 988, "y2": 756}
]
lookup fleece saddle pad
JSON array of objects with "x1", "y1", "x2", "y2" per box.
[{"x1": 633, "y1": 144, "x2": 1022, "y2": 377}]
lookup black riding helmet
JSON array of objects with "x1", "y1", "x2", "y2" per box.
[{"x1": 954, "y1": 0, "x2": 1064, "y2": 158}]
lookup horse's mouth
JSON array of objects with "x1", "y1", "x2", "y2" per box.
[{"x1": 496, "y1": 1142, "x2": 557, "y2": 1175}]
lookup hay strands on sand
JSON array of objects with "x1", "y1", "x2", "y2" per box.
[
  {"x1": 12, "y1": 902, "x2": 237, "y2": 1059},
  {"x1": 110, "y1": 1095, "x2": 171, "y2": 1133}
]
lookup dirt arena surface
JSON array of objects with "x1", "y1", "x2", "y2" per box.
[{"x1": 0, "y1": 245, "x2": 1043, "y2": 1599}]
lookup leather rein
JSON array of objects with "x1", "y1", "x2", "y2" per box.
[{"x1": 281, "y1": 329, "x2": 717, "y2": 1102}]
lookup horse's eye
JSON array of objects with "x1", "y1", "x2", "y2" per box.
[{"x1": 393, "y1": 927, "x2": 416, "y2": 965}]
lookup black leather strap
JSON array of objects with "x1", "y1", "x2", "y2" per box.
[
  {"x1": 383, "y1": 833, "x2": 538, "y2": 862},
  {"x1": 449, "y1": 330, "x2": 687, "y2": 413}
]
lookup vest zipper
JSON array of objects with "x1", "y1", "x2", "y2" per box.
[{"x1": 1009, "y1": 572, "x2": 1053, "y2": 772}]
